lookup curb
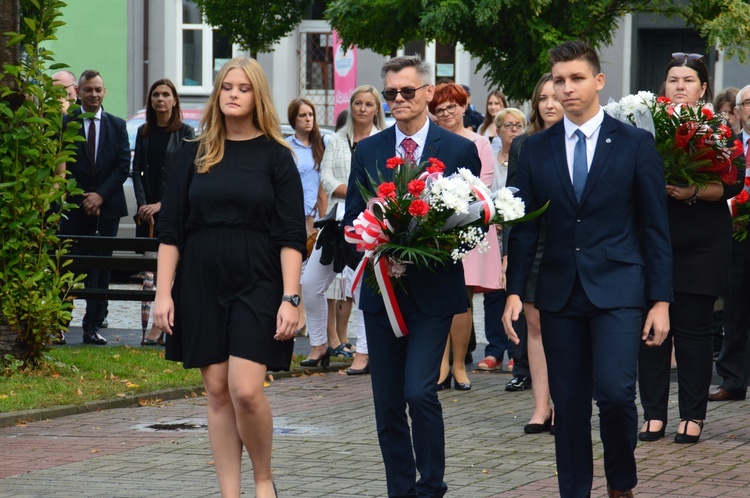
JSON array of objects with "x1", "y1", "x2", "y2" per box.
[{"x1": 0, "y1": 363, "x2": 347, "y2": 428}]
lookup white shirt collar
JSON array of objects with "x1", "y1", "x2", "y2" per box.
[
  {"x1": 394, "y1": 116, "x2": 431, "y2": 155},
  {"x1": 563, "y1": 107, "x2": 604, "y2": 139}
]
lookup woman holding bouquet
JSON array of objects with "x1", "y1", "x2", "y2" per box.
[
  {"x1": 428, "y1": 82, "x2": 499, "y2": 390},
  {"x1": 638, "y1": 53, "x2": 744, "y2": 444}
]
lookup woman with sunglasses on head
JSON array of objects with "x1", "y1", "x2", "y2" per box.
[
  {"x1": 427, "y1": 83, "x2": 500, "y2": 391},
  {"x1": 302, "y1": 85, "x2": 387, "y2": 373},
  {"x1": 638, "y1": 52, "x2": 744, "y2": 444},
  {"x1": 132, "y1": 78, "x2": 195, "y2": 346},
  {"x1": 153, "y1": 58, "x2": 305, "y2": 497},
  {"x1": 503, "y1": 74, "x2": 564, "y2": 435}
]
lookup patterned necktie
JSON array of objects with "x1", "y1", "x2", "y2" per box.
[
  {"x1": 401, "y1": 137, "x2": 418, "y2": 163},
  {"x1": 88, "y1": 118, "x2": 97, "y2": 183},
  {"x1": 572, "y1": 129, "x2": 587, "y2": 202}
]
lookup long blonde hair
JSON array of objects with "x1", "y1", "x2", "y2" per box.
[{"x1": 196, "y1": 57, "x2": 289, "y2": 173}]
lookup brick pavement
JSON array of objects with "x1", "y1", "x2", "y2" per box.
[
  {"x1": 3, "y1": 359, "x2": 750, "y2": 497},
  {"x1": 3, "y1": 296, "x2": 750, "y2": 496}
]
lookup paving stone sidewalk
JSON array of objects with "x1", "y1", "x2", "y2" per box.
[
  {"x1": 2, "y1": 355, "x2": 750, "y2": 497},
  {"x1": 3, "y1": 296, "x2": 750, "y2": 496}
]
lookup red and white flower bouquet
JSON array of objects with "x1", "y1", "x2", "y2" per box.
[
  {"x1": 604, "y1": 92, "x2": 743, "y2": 187},
  {"x1": 344, "y1": 155, "x2": 544, "y2": 337},
  {"x1": 730, "y1": 178, "x2": 750, "y2": 241}
]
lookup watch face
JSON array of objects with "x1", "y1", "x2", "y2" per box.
[
  {"x1": 291, "y1": 295, "x2": 300, "y2": 306},
  {"x1": 283, "y1": 294, "x2": 300, "y2": 306}
]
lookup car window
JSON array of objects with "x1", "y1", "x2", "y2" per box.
[{"x1": 126, "y1": 117, "x2": 145, "y2": 150}]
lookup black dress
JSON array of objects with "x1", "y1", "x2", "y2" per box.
[{"x1": 157, "y1": 137, "x2": 307, "y2": 370}]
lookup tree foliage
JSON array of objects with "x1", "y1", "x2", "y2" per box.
[
  {"x1": 0, "y1": 0, "x2": 83, "y2": 368},
  {"x1": 194, "y1": 0, "x2": 312, "y2": 54},
  {"x1": 326, "y1": 0, "x2": 750, "y2": 100}
]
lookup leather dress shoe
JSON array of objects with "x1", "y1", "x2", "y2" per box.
[
  {"x1": 83, "y1": 330, "x2": 107, "y2": 345},
  {"x1": 49, "y1": 331, "x2": 66, "y2": 345},
  {"x1": 505, "y1": 375, "x2": 531, "y2": 392},
  {"x1": 524, "y1": 416, "x2": 552, "y2": 434},
  {"x1": 607, "y1": 484, "x2": 634, "y2": 498},
  {"x1": 708, "y1": 387, "x2": 746, "y2": 402}
]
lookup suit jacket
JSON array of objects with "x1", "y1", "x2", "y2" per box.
[
  {"x1": 506, "y1": 113, "x2": 673, "y2": 312},
  {"x1": 342, "y1": 120, "x2": 483, "y2": 316},
  {"x1": 64, "y1": 108, "x2": 130, "y2": 220}
]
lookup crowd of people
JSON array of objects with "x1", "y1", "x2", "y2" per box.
[{"x1": 49, "y1": 40, "x2": 750, "y2": 498}]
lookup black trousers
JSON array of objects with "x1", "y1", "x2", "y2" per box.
[
  {"x1": 639, "y1": 292, "x2": 716, "y2": 422},
  {"x1": 60, "y1": 209, "x2": 119, "y2": 332},
  {"x1": 716, "y1": 238, "x2": 750, "y2": 394}
]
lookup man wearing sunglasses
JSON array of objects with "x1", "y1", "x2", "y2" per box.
[{"x1": 343, "y1": 55, "x2": 481, "y2": 498}]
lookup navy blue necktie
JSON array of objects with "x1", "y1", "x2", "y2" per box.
[{"x1": 573, "y1": 129, "x2": 587, "y2": 201}]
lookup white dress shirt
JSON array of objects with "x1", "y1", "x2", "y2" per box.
[
  {"x1": 83, "y1": 107, "x2": 103, "y2": 162},
  {"x1": 563, "y1": 108, "x2": 604, "y2": 183},
  {"x1": 394, "y1": 116, "x2": 430, "y2": 161}
]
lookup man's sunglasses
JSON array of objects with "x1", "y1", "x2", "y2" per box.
[
  {"x1": 381, "y1": 84, "x2": 429, "y2": 102},
  {"x1": 672, "y1": 52, "x2": 704, "y2": 61}
]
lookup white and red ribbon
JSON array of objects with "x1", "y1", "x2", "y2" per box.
[{"x1": 344, "y1": 198, "x2": 409, "y2": 337}]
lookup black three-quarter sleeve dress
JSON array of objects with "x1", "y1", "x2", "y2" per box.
[{"x1": 157, "y1": 137, "x2": 307, "y2": 370}]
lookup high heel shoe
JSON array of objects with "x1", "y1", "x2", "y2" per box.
[
  {"x1": 346, "y1": 362, "x2": 370, "y2": 375},
  {"x1": 524, "y1": 415, "x2": 552, "y2": 434},
  {"x1": 638, "y1": 420, "x2": 666, "y2": 442},
  {"x1": 453, "y1": 374, "x2": 471, "y2": 391},
  {"x1": 674, "y1": 419, "x2": 703, "y2": 444},
  {"x1": 299, "y1": 348, "x2": 331, "y2": 368},
  {"x1": 437, "y1": 372, "x2": 452, "y2": 391}
]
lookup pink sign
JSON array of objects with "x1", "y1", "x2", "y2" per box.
[{"x1": 333, "y1": 30, "x2": 357, "y2": 121}]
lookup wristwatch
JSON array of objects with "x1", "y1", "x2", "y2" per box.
[{"x1": 281, "y1": 294, "x2": 301, "y2": 307}]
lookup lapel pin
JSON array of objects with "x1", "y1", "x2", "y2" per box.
[{"x1": 606, "y1": 138, "x2": 612, "y2": 144}]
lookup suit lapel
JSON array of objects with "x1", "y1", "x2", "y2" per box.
[
  {"x1": 375, "y1": 126, "x2": 397, "y2": 181},
  {"x1": 549, "y1": 122, "x2": 577, "y2": 206},
  {"x1": 421, "y1": 121, "x2": 441, "y2": 166},
  {"x1": 579, "y1": 114, "x2": 616, "y2": 205}
]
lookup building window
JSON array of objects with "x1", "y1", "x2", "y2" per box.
[
  {"x1": 178, "y1": 0, "x2": 240, "y2": 94},
  {"x1": 299, "y1": 31, "x2": 334, "y2": 125}
]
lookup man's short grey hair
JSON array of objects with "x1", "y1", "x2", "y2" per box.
[
  {"x1": 737, "y1": 84, "x2": 750, "y2": 107},
  {"x1": 53, "y1": 70, "x2": 77, "y2": 82},
  {"x1": 380, "y1": 55, "x2": 433, "y2": 85}
]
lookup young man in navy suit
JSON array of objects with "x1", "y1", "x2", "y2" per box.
[
  {"x1": 60, "y1": 70, "x2": 130, "y2": 345},
  {"x1": 502, "y1": 41, "x2": 673, "y2": 498},
  {"x1": 343, "y1": 56, "x2": 481, "y2": 498}
]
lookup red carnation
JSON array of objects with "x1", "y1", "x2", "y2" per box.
[
  {"x1": 408, "y1": 199, "x2": 430, "y2": 217},
  {"x1": 702, "y1": 107, "x2": 714, "y2": 119},
  {"x1": 674, "y1": 122, "x2": 698, "y2": 149},
  {"x1": 657, "y1": 96, "x2": 672, "y2": 104},
  {"x1": 426, "y1": 157, "x2": 446, "y2": 174},
  {"x1": 377, "y1": 182, "x2": 397, "y2": 199},
  {"x1": 718, "y1": 124, "x2": 732, "y2": 139},
  {"x1": 408, "y1": 179, "x2": 426, "y2": 197},
  {"x1": 386, "y1": 157, "x2": 404, "y2": 169},
  {"x1": 736, "y1": 190, "x2": 750, "y2": 205},
  {"x1": 745, "y1": 177, "x2": 750, "y2": 187}
]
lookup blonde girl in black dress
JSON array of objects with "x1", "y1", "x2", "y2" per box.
[{"x1": 154, "y1": 57, "x2": 306, "y2": 498}]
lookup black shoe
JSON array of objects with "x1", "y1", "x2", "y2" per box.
[
  {"x1": 83, "y1": 330, "x2": 107, "y2": 345},
  {"x1": 346, "y1": 363, "x2": 370, "y2": 375},
  {"x1": 505, "y1": 375, "x2": 531, "y2": 392},
  {"x1": 49, "y1": 331, "x2": 66, "y2": 345},
  {"x1": 674, "y1": 419, "x2": 703, "y2": 444},
  {"x1": 437, "y1": 372, "x2": 452, "y2": 391},
  {"x1": 299, "y1": 348, "x2": 331, "y2": 368},
  {"x1": 454, "y1": 380, "x2": 472, "y2": 391},
  {"x1": 638, "y1": 420, "x2": 665, "y2": 442},
  {"x1": 524, "y1": 416, "x2": 552, "y2": 434}
]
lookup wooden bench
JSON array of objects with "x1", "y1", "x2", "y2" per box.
[{"x1": 62, "y1": 235, "x2": 159, "y2": 302}]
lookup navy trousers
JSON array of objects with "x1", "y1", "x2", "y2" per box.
[
  {"x1": 364, "y1": 291, "x2": 453, "y2": 498},
  {"x1": 540, "y1": 279, "x2": 642, "y2": 498}
]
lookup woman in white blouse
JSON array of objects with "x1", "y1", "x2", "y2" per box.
[{"x1": 300, "y1": 85, "x2": 387, "y2": 373}]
